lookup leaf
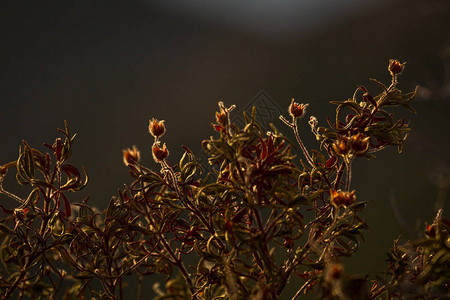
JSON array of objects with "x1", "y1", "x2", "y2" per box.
[
  {"x1": 19, "y1": 187, "x2": 40, "y2": 209},
  {"x1": 0, "y1": 223, "x2": 14, "y2": 235},
  {"x1": 196, "y1": 183, "x2": 231, "y2": 197},
  {"x1": 30, "y1": 179, "x2": 56, "y2": 190},
  {"x1": 181, "y1": 161, "x2": 201, "y2": 183},
  {"x1": 61, "y1": 193, "x2": 71, "y2": 217},
  {"x1": 289, "y1": 195, "x2": 310, "y2": 207}
]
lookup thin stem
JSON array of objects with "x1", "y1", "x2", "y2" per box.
[
  {"x1": 293, "y1": 122, "x2": 315, "y2": 167},
  {"x1": 283, "y1": 209, "x2": 339, "y2": 294},
  {"x1": 139, "y1": 182, "x2": 196, "y2": 298},
  {"x1": 0, "y1": 188, "x2": 24, "y2": 204},
  {"x1": 345, "y1": 160, "x2": 353, "y2": 191},
  {"x1": 334, "y1": 163, "x2": 345, "y2": 190},
  {"x1": 280, "y1": 115, "x2": 315, "y2": 167},
  {"x1": 161, "y1": 160, "x2": 181, "y2": 198},
  {"x1": 291, "y1": 279, "x2": 313, "y2": 300},
  {"x1": 369, "y1": 285, "x2": 387, "y2": 299}
]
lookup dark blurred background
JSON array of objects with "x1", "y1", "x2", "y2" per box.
[{"x1": 1, "y1": 0, "x2": 449, "y2": 297}]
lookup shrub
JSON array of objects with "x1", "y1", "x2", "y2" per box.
[{"x1": 0, "y1": 60, "x2": 448, "y2": 299}]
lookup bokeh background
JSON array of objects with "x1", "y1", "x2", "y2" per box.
[{"x1": 1, "y1": 0, "x2": 449, "y2": 298}]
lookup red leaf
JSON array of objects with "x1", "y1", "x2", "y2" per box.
[
  {"x1": 325, "y1": 156, "x2": 338, "y2": 168},
  {"x1": 61, "y1": 193, "x2": 71, "y2": 217}
]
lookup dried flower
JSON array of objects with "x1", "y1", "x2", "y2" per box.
[
  {"x1": 331, "y1": 189, "x2": 356, "y2": 207},
  {"x1": 388, "y1": 59, "x2": 405, "y2": 76},
  {"x1": 152, "y1": 143, "x2": 169, "y2": 162},
  {"x1": 149, "y1": 118, "x2": 166, "y2": 138},
  {"x1": 350, "y1": 133, "x2": 370, "y2": 156},
  {"x1": 122, "y1": 145, "x2": 141, "y2": 166},
  {"x1": 332, "y1": 133, "x2": 370, "y2": 158},
  {"x1": 215, "y1": 111, "x2": 227, "y2": 125},
  {"x1": 212, "y1": 110, "x2": 227, "y2": 132},
  {"x1": 289, "y1": 99, "x2": 308, "y2": 118},
  {"x1": 211, "y1": 102, "x2": 236, "y2": 132},
  {"x1": 332, "y1": 136, "x2": 350, "y2": 156}
]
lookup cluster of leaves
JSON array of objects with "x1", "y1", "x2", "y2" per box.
[
  {"x1": 0, "y1": 60, "x2": 447, "y2": 299},
  {"x1": 369, "y1": 210, "x2": 450, "y2": 299},
  {"x1": 0, "y1": 124, "x2": 88, "y2": 299}
]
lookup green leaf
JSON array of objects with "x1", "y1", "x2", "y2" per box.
[
  {"x1": 289, "y1": 195, "x2": 310, "y2": 207},
  {"x1": 0, "y1": 223, "x2": 14, "y2": 235}
]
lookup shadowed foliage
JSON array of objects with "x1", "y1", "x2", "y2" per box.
[{"x1": 0, "y1": 60, "x2": 448, "y2": 299}]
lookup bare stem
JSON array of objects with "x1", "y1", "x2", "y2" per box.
[
  {"x1": 293, "y1": 122, "x2": 314, "y2": 167},
  {"x1": 291, "y1": 279, "x2": 313, "y2": 300},
  {"x1": 334, "y1": 163, "x2": 346, "y2": 190},
  {"x1": 279, "y1": 116, "x2": 314, "y2": 167},
  {"x1": 345, "y1": 160, "x2": 353, "y2": 191}
]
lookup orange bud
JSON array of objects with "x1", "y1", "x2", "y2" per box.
[
  {"x1": 149, "y1": 118, "x2": 166, "y2": 138},
  {"x1": 330, "y1": 189, "x2": 356, "y2": 207},
  {"x1": 152, "y1": 143, "x2": 169, "y2": 162},
  {"x1": 289, "y1": 99, "x2": 308, "y2": 118},
  {"x1": 122, "y1": 145, "x2": 141, "y2": 166},
  {"x1": 215, "y1": 111, "x2": 227, "y2": 125},
  {"x1": 332, "y1": 133, "x2": 370, "y2": 158},
  {"x1": 332, "y1": 136, "x2": 350, "y2": 156},
  {"x1": 350, "y1": 133, "x2": 370, "y2": 156},
  {"x1": 388, "y1": 59, "x2": 405, "y2": 76}
]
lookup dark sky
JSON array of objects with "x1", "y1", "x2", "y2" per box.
[{"x1": 0, "y1": 0, "x2": 449, "y2": 296}]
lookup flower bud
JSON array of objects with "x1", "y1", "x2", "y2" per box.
[
  {"x1": 122, "y1": 145, "x2": 141, "y2": 166},
  {"x1": 388, "y1": 59, "x2": 405, "y2": 76},
  {"x1": 289, "y1": 99, "x2": 308, "y2": 118},
  {"x1": 350, "y1": 133, "x2": 370, "y2": 156},
  {"x1": 330, "y1": 189, "x2": 356, "y2": 207},
  {"x1": 149, "y1": 118, "x2": 166, "y2": 138},
  {"x1": 215, "y1": 111, "x2": 227, "y2": 125},
  {"x1": 152, "y1": 143, "x2": 169, "y2": 162},
  {"x1": 332, "y1": 136, "x2": 350, "y2": 156}
]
